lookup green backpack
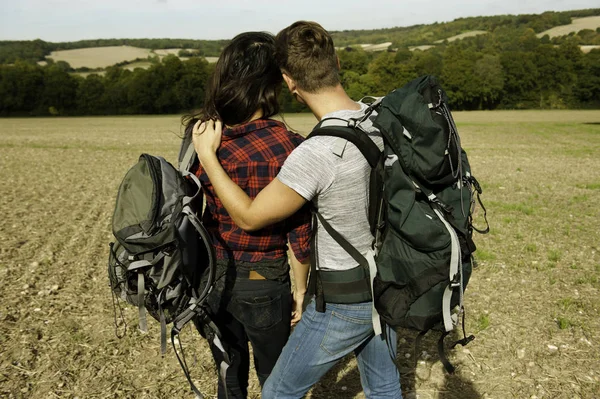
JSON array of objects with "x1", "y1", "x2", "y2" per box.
[
  {"x1": 307, "y1": 75, "x2": 489, "y2": 372},
  {"x1": 108, "y1": 150, "x2": 228, "y2": 398}
]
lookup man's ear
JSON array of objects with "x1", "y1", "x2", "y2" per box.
[
  {"x1": 336, "y1": 55, "x2": 341, "y2": 71},
  {"x1": 282, "y1": 72, "x2": 306, "y2": 104},
  {"x1": 282, "y1": 73, "x2": 296, "y2": 93}
]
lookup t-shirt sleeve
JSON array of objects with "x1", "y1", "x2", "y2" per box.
[
  {"x1": 276, "y1": 138, "x2": 335, "y2": 202},
  {"x1": 286, "y1": 203, "x2": 312, "y2": 263}
]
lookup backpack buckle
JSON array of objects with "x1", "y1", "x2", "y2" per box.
[
  {"x1": 452, "y1": 334, "x2": 475, "y2": 349},
  {"x1": 471, "y1": 177, "x2": 482, "y2": 194},
  {"x1": 432, "y1": 197, "x2": 453, "y2": 215},
  {"x1": 450, "y1": 273, "x2": 461, "y2": 288}
]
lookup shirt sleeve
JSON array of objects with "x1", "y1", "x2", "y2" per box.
[
  {"x1": 286, "y1": 203, "x2": 312, "y2": 263},
  {"x1": 276, "y1": 137, "x2": 336, "y2": 202}
]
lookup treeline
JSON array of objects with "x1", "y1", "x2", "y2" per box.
[
  {"x1": 332, "y1": 9, "x2": 600, "y2": 47},
  {"x1": 0, "y1": 56, "x2": 213, "y2": 116},
  {"x1": 337, "y1": 28, "x2": 600, "y2": 110},
  {"x1": 1, "y1": 28, "x2": 599, "y2": 116},
  {"x1": 2, "y1": 8, "x2": 599, "y2": 65},
  {"x1": 550, "y1": 28, "x2": 600, "y2": 45},
  {"x1": 0, "y1": 38, "x2": 226, "y2": 64}
]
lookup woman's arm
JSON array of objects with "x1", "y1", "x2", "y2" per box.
[
  {"x1": 193, "y1": 119, "x2": 308, "y2": 231},
  {"x1": 288, "y1": 244, "x2": 309, "y2": 326}
]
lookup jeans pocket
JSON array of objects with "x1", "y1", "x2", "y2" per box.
[
  {"x1": 320, "y1": 310, "x2": 372, "y2": 356},
  {"x1": 232, "y1": 294, "x2": 283, "y2": 330}
]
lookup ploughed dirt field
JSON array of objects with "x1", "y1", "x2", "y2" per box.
[{"x1": 0, "y1": 111, "x2": 599, "y2": 398}]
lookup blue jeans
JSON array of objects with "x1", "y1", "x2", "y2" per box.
[{"x1": 262, "y1": 299, "x2": 402, "y2": 399}]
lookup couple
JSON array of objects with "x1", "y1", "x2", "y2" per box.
[{"x1": 187, "y1": 21, "x2": 402, "y2": 398}]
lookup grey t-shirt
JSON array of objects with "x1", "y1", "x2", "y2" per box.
[{"x1": 276, "y1": 103, "x2": 383, "y2": 271}]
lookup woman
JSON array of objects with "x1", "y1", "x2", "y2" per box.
[{"x1": 182, "y1": 32, "x2": 311, "y2": 399}]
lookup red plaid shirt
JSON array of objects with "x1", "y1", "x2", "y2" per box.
[{"x1": 194, "y1": 119, "x2": 311, "y2": 263}]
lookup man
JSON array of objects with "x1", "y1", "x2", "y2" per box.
[{"x1": 193, "y1": 21, "x2": 401, "y2": 398}]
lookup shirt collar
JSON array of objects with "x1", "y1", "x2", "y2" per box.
[{"x1": 222, "y1": 118, "x2": 285, "y2": 141}]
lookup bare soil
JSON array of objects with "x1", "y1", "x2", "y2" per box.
[{"x1": 1, "y1": 111, "x2": 599, "y2": 398}]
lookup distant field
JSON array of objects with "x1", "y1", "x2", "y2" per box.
[
  {"x1": 0, "y1": 111, "x2": 599, "y2": 398},
  {"x1": 46, "y1": 46, "x2": 217, "y2": 71},
  {"x1": 409, "y1": 45, "x2": 436, "y2": 51},
  {"x1": 153, "y1": 48, "x2": 196, "y2": 57},
  {"x1": 360, "y1": 42, "x2": 392, "y2": 51},
  {"x1": 435, "y1": 30, "x2": 488, "y2": 43},
  {"x1": 47, "y1": 46, "x2": 152, "y2": 69},
  {"x1": 537, "y1": 15, "x2": 600, "y2": 38},
  {"x1": 122, "y1": 61, "x2": 153, "y2": 71},
  {"x1": 72, "y1": 71, "x2": 106, "y2": 78},
  {"x1": 336, "y1": 42, "x2": 392, "y2": 52},
  {"x1": 580, "y1": 45, "x2": 600, "y2": 53}
]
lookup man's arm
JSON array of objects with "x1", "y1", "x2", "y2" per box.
[{"x1": 193, "y1": 119, "x2": 308, "y2": 231}]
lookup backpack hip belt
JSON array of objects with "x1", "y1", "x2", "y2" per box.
[{"x1": 318, "y1": 265, "x2": 372, "y2": 304}]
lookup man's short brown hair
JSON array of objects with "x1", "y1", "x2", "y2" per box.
[{"x1": 275, "y1": 21, "x2": 340, "y2": 93}]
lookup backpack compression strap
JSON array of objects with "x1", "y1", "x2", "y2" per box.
[
  {"x1": 168, "y1": 203, "x2": 219, "y2": 399},
  {"x1": 172, "y1": 304, "x2": 231, "y2": 399}
]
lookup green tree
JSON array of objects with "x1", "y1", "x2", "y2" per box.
[
  {"x1": 473, "y1": 54, "x2": 504, "y2": 109},
  {"x1": 154, "y1": 55, "x2": 184, "y2": 113},
  {"x1": 500, "y1": 51, "x2": 538, "y2": 108},
  {"x1": 0, "y1": 61, "x2": 44, "y2": 115},
  {"x1": 101, "y1": 67, "x2": 132, "y2": 114},
  {"x1": 573, "y1": 50, "x2": 600, "y2": 106},
  {"x1": 176, "y1": 57, "x2": 211, "y2": 112},
  {"x1": 368, "y1": 52, "x2": 417, "y2": 95},
  {"x1": 41, "y1": 64, "x2": 78, "y2": 114},
  {"x1": 127, "y1": 68, "x2": 157, "y2": 114},
  {"x1": 440, "y1": 45, "x2": 480, "y2": 109},
  {"x1": 76, "y1": 74, "x2": 105, "y2": 115},
  {"x1": 534, "y1": 44, "x2": 574, "y2": 108},
  {"x1": 338, "y1": 48, "x2": 370, "y2": 75},
  {"x1": 412, "y1": 49, "x2": 443, "y2": 78}
]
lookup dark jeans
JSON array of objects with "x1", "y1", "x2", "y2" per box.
[{"x1": 196, "y1": 260, "x2": 292, "y2": 399}]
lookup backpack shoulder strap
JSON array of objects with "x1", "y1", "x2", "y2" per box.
[
  {"x1": 308, "y1": 120, "x2": 381, "y2": 168},
  {"x1": 179, "y1": 141, "x2": 196, "y2": 174},
  {"x1": 178, "y1": 121, "x2": 197, "y2": 174}
]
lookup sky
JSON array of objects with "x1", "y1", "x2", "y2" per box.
[{"x1": 0, "y1": 0, "x2": 598, "y2": 42}]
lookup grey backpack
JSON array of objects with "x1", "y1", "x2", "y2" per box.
[{"x1": 108, "y1": 148, "x2": 228, "y2": 398}]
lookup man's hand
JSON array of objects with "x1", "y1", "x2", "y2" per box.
[{"x1": 192, "y1": 119, "x2": 222, "y2": 164}]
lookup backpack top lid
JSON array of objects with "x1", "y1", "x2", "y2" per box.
[
  {"x1": 112, "y1": 154, "x2": 188, "y2": 255},
  {"x1": 374, "y1": 75, "x2": 460, "y2": 187}
]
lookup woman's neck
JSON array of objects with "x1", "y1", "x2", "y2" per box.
[{"x1": 227, "y1": 109, "x2": 264, "y2": 128}]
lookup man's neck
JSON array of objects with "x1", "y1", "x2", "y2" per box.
[{"x1": 301, "y1": 85, "x2": 362, "y2": 120}]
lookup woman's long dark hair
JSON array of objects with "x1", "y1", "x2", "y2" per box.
[{"x1": 183, "y1": 32, "x2": 282, "y2": 132}]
